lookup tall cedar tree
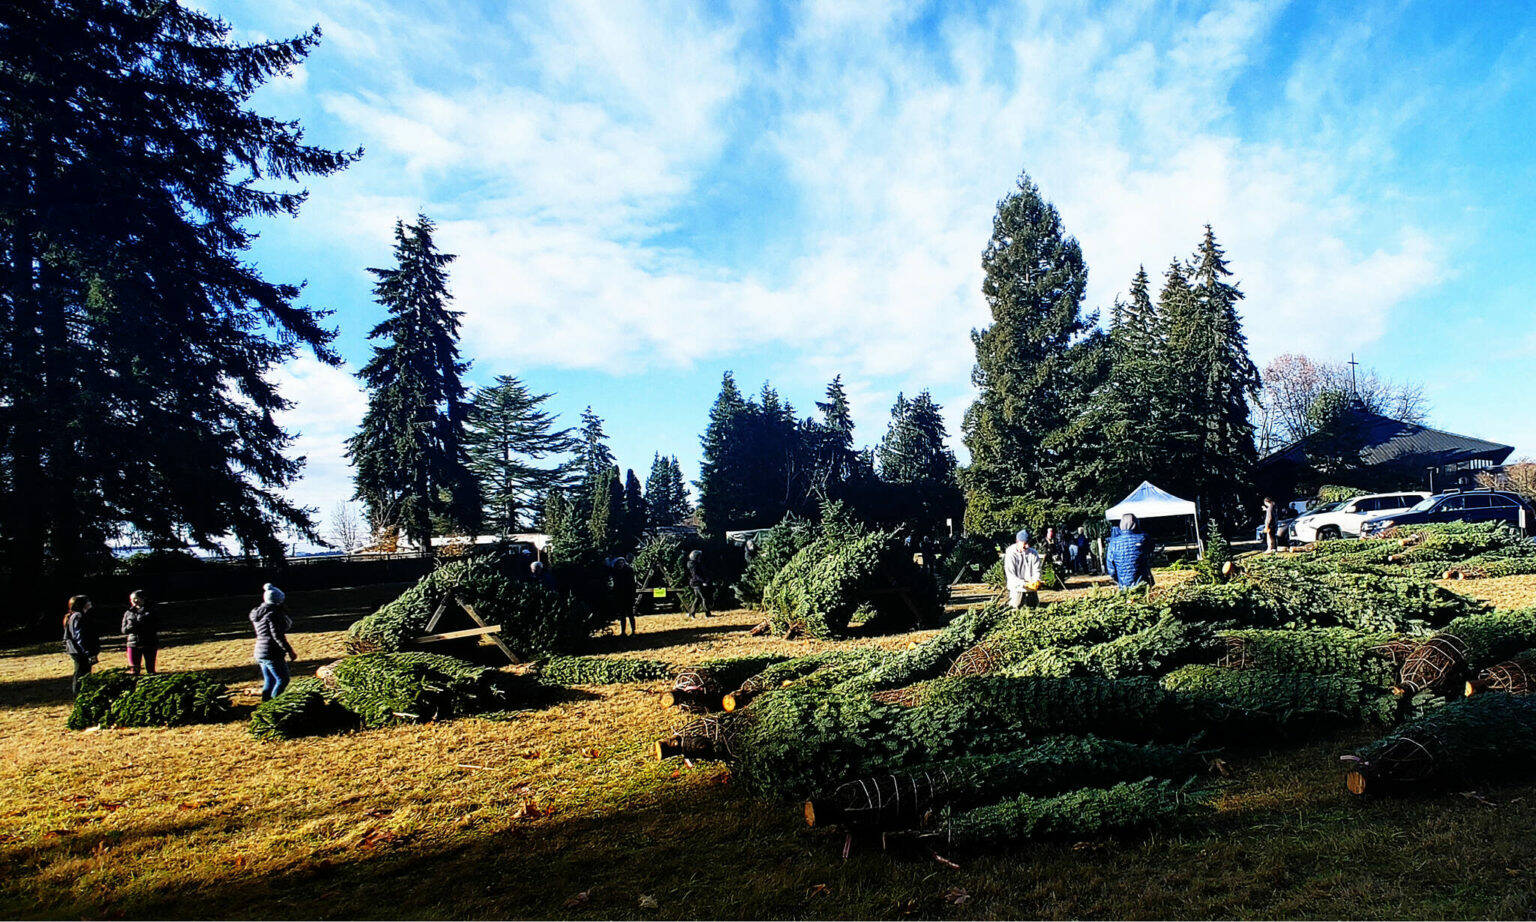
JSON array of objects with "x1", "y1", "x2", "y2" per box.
[
  {"x1": 0, "y1": 1, "x2": 358, "y2": 614},
  {"x1": 877, "y1": 391, "x2": 960, "y2": 530},
  {"x1": 348, "y1": 216, "x2": 478, "y2": 552},
  {"x1": 961, "y1": 173, "x2": 1107, "y2": 516},
  {"x1": 464, "y1": 375, "x2": 578, "y2": 535}
]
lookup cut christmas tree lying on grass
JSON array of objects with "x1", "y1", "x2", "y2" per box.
[
  {"x1": 804, "y1": 736, "x2": 1206, "y2": 831},
  {"x1": 913, "y1": 778, "x2": 1209, "y2": 847},
  {"x1": 330, "y1": 652, "x2": 522, "y2": 728},
  {"x1": 249, "y1": 678, "x2": 358, "y2": 742},
  {"x1": 1343, "y1": 692, "x2": 1536, "y2": 795},
  {"x1": 535, "y1": 656, "x2": 672, "y2": 685},
  {"x1": 67, "y1": 670, "x2": 227, "y2": 730},
  {"x1": 1395, "y1": 608, "x2": 1536, "y2": 696}
]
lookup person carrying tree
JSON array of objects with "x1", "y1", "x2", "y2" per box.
[
  {"x1": 1004, "y1": 529, "x2": 1043, "y2": 609},
  {"x1": 120, "y1": 590, "x2": 160, "y2": 676},
  {"x1": 685, "y1": 549, "x2": 712, "y2": 618},
  {"x1": 63, "y1": 595, "x2": 99, "y2": 695},
  {"x1": 1106, "y1": 514, "x2": 1154, "y2": 589},
  {"x1": 249, "y1": 583, "x2": 297, "y2": 701},
  {"x1": 609, "y1": 557, "x2": 637, "y2": 636}
]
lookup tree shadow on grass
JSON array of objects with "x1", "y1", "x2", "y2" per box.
[{"x1": 584, "y1": 623, "x2": 741, "y2": 654}]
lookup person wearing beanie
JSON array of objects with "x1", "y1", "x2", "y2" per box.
[
  {"x1": 1106, "y1": 514, "x2": 1154, "y2": 590},
  {"x1": 1004, "y1": 529, "x2": 1043, "y2": 609},
  {"x1": 249, "y1": 584, "x2": 297, "y2": 700}
]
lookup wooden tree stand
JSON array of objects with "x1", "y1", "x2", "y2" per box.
[{"x1": 413, "y1": 591, "x2": 520, "y2": 666}]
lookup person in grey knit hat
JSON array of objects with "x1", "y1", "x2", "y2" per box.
[{"x1": 250, "y1": 583, "x2": 296, "y2": 700}]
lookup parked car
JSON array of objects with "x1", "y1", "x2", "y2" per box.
[
  {"x1": 1359, "y1": 489, "x2": 1536, "y2": 536},
  {"x1": 1290, "y1": 491, "x2": 1430, "y2": 543}
]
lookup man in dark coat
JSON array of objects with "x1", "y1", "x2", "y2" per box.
[{"x1": 685, "y1": 549, "x2": 712, "y2": 618}]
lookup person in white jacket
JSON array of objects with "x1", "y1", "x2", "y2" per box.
[{"x1": 1004, "y1": 529, "x2": 1043, "y2": 609}]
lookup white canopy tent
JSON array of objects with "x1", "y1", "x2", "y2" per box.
[{"x1": 1105, "y1": 481, "x2": 1203, "y2": 554}]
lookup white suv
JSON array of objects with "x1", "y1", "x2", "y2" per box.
[{"x1": 1291, "y1": 491, "x2": 1431, "y2": 543}]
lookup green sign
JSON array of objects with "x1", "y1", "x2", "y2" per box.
[{"x1": 652, "y1": 588, "x2": 667, "y2": 598}]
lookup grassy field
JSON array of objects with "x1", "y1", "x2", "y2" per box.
[{"x1": 4, "y1": 574, "x2": 1536, "y2": 919}]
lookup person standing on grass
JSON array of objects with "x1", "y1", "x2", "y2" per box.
[
  {"x1": 609, "y1": 557, "x2": 637, "y2": 636},
  {"x1": 63, "y1": 595, "x2": 99, "y2": 695},
  {"x1": 685, "y1": 549, "x2": 712, "y2": 619},
  {"x1": 1106, "y1": 514, "x2": 1154, "y2": 590},
  {"x1": 1262, "y1": 497, "x2": 1280, "y2": 553},
  {"x1": 250, "y1": 583, "x2": 297, "y2": 701},
  {"x1": 1004, "y1": 529, "x2": 1043, "y2": 609},
  {"x1": 121, "y1": 590, "x2": 160, "y2": 676}
]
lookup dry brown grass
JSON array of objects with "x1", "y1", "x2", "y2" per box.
[{"x1": 1, "y1": 574, "x2": 1534, "y2": 919}]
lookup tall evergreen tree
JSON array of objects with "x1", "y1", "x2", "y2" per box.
[
  {"x1": 697, "y1": 373, "x2": 750, "y2": 535},
  {"x1": 587, "y1": 465, "x2": 623, "y2": 554},
  {"x1": 0, "y1": 2, "x2": 359, "y2": 615},
  {"x1": 569, "y1": 406, "x2": 615, "y2": 522},
  {"x1": 348, "y1": 216, "x2": 478, "y2": 553},
  {"x1": 622, "y1": 468, "x2": 646, "y2": 545},
  {"x1": 1178, "y1": 225, "x2": 1261, "y2": 521},
  {"x1": 645, "y1": 453, "x2": 673, "y2": 526},
  {"x1": 961, "y1": 172, "x2": 1106, "y2": 523},
  {"x1": 878, "y1": 391, "x2": 960, "y2": 529},
  {"x1": 808, "y1": 374, "x2": 868, "y2": 504},
  {"x1": 464, "y1": 375, "x2": 577, "y2": 535},
  {"x1": 666, "y1": 456, "x2": 692, "y2": 522}
]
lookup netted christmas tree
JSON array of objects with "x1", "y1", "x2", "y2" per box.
[
  {"x1": 1159, "y1": 664, "x2": 1401, "y2": 734},
  {"x1": 765, "y1": 530, "x2": 946, "y2": 638},
  {"x1": 804, "y1": 736, "x2": 1205, "y2": 831},
  {"x1": 68, "y1": 670, "x2": 227, "y2": 729},
  {"x1": 663, "y1": 655, "x2": 791, "y2": 709},
  {"x1": 534, "y1": 655, "x2": 672, "y2": 685},
  {"x1": 1344, "y1": 692, "x2": 1536, "y2": 795},
  {"x1": 249, "y1": 677, "x2": 358, "y2": 741},
  {"x1": 921, "y1": 778, "x2": 1209, "y2": 847},
  {"x1": 1215, "y1": 627, "x2": 1404, "y2": 685},
  {"x1": 345, "y1": 548, "x2": 600, "y2": 658},
  {"x1": 1395, "y1": 608, "x2": 1536, "y2": 696},
  {"x1": 1465, "y1": 647, "x2": 1536, "y2": 697},
  {"x1": 330, "y1": 652, "x2": 521, "y2": 728}
]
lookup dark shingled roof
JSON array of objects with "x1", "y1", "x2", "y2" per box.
[{"x1": 1261, "y1": 405, "x2": 1514, "y2": 472}]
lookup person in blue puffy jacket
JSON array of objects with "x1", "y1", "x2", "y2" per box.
[{"x1": 1106, "y1": 514, "x2": 1154, "y2": 589}]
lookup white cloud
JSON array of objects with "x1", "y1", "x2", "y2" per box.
[
  {"x1": 246, "y1": 0, "x2": 1472, "y2": 503},
  {"x1": 272, "y1": 355, "x2": 368, "y2": 524}
]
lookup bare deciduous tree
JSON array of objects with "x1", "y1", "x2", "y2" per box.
[
  {"x1": 1254, "y1": 353, "x2": 1429, "y2": 454},
  {"x1": 328, "y1": 501, "x2": 366, "y2": 553}
]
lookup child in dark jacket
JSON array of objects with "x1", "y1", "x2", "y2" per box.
[
  {"x1": 63, "y1": 595, "x2": 99, "y2": 695},
  {"x1": 121, "y1": 590, "x2": 160, "y2": 675},
  {"x1": 249, "y1": 583, "x2": 298, "y2": 700}
]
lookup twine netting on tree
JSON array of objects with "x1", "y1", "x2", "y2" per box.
[
  {"x1": 871, "y1": 685, "x2": 926, "y2": 707},
  {"x1": 672, "y1": 715, "x2": 744, "y2": 760},
  {"x1": 1370, "y1": 638, "x2": 1421, "y2": 668},
  {"x1": 1346, "y1": 728, "x2": 1446, "y2": 794},
  {"x1": 1216, "y1": 635, "x2": 1255, "y2": 669},
  {"x1": 1397, "y1": 634, "x2": 1469, "y2": 695},
  {"x1": 817, "y1": 765, "x2": 968, "y2": 829},
  {"x1": 672, "y1": 668, "x2": 722, "y2": 698},
  {"x1": 947, "y1": 641, "x2": 1005, "y2": 677},
  {"x1": 1471, "y1": 656, "x2": 1536, "y2": 696}
]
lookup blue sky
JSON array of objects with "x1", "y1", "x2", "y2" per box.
[{"x1": 202, "y1": 0, "x2": 1536, "y2": 532}]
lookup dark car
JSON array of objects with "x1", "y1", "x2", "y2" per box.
[{"x1": 1359, "y1": 489, "x2": 1536, "y2": 536}]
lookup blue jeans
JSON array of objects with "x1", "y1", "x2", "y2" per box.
[{"x1": 257, "y1": 658, "x2": 290, "y2": 700}]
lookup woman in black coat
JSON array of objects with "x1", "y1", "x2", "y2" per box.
[
  {"x1": 250, "y1": 584, "x2": 298, "y2": 700},
  {"x1": 121, "y1": 590, "x2": 160, "y2": 675},
  {"x1": 63, "y1": 595, "x2": 98, "y2": 695}
]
